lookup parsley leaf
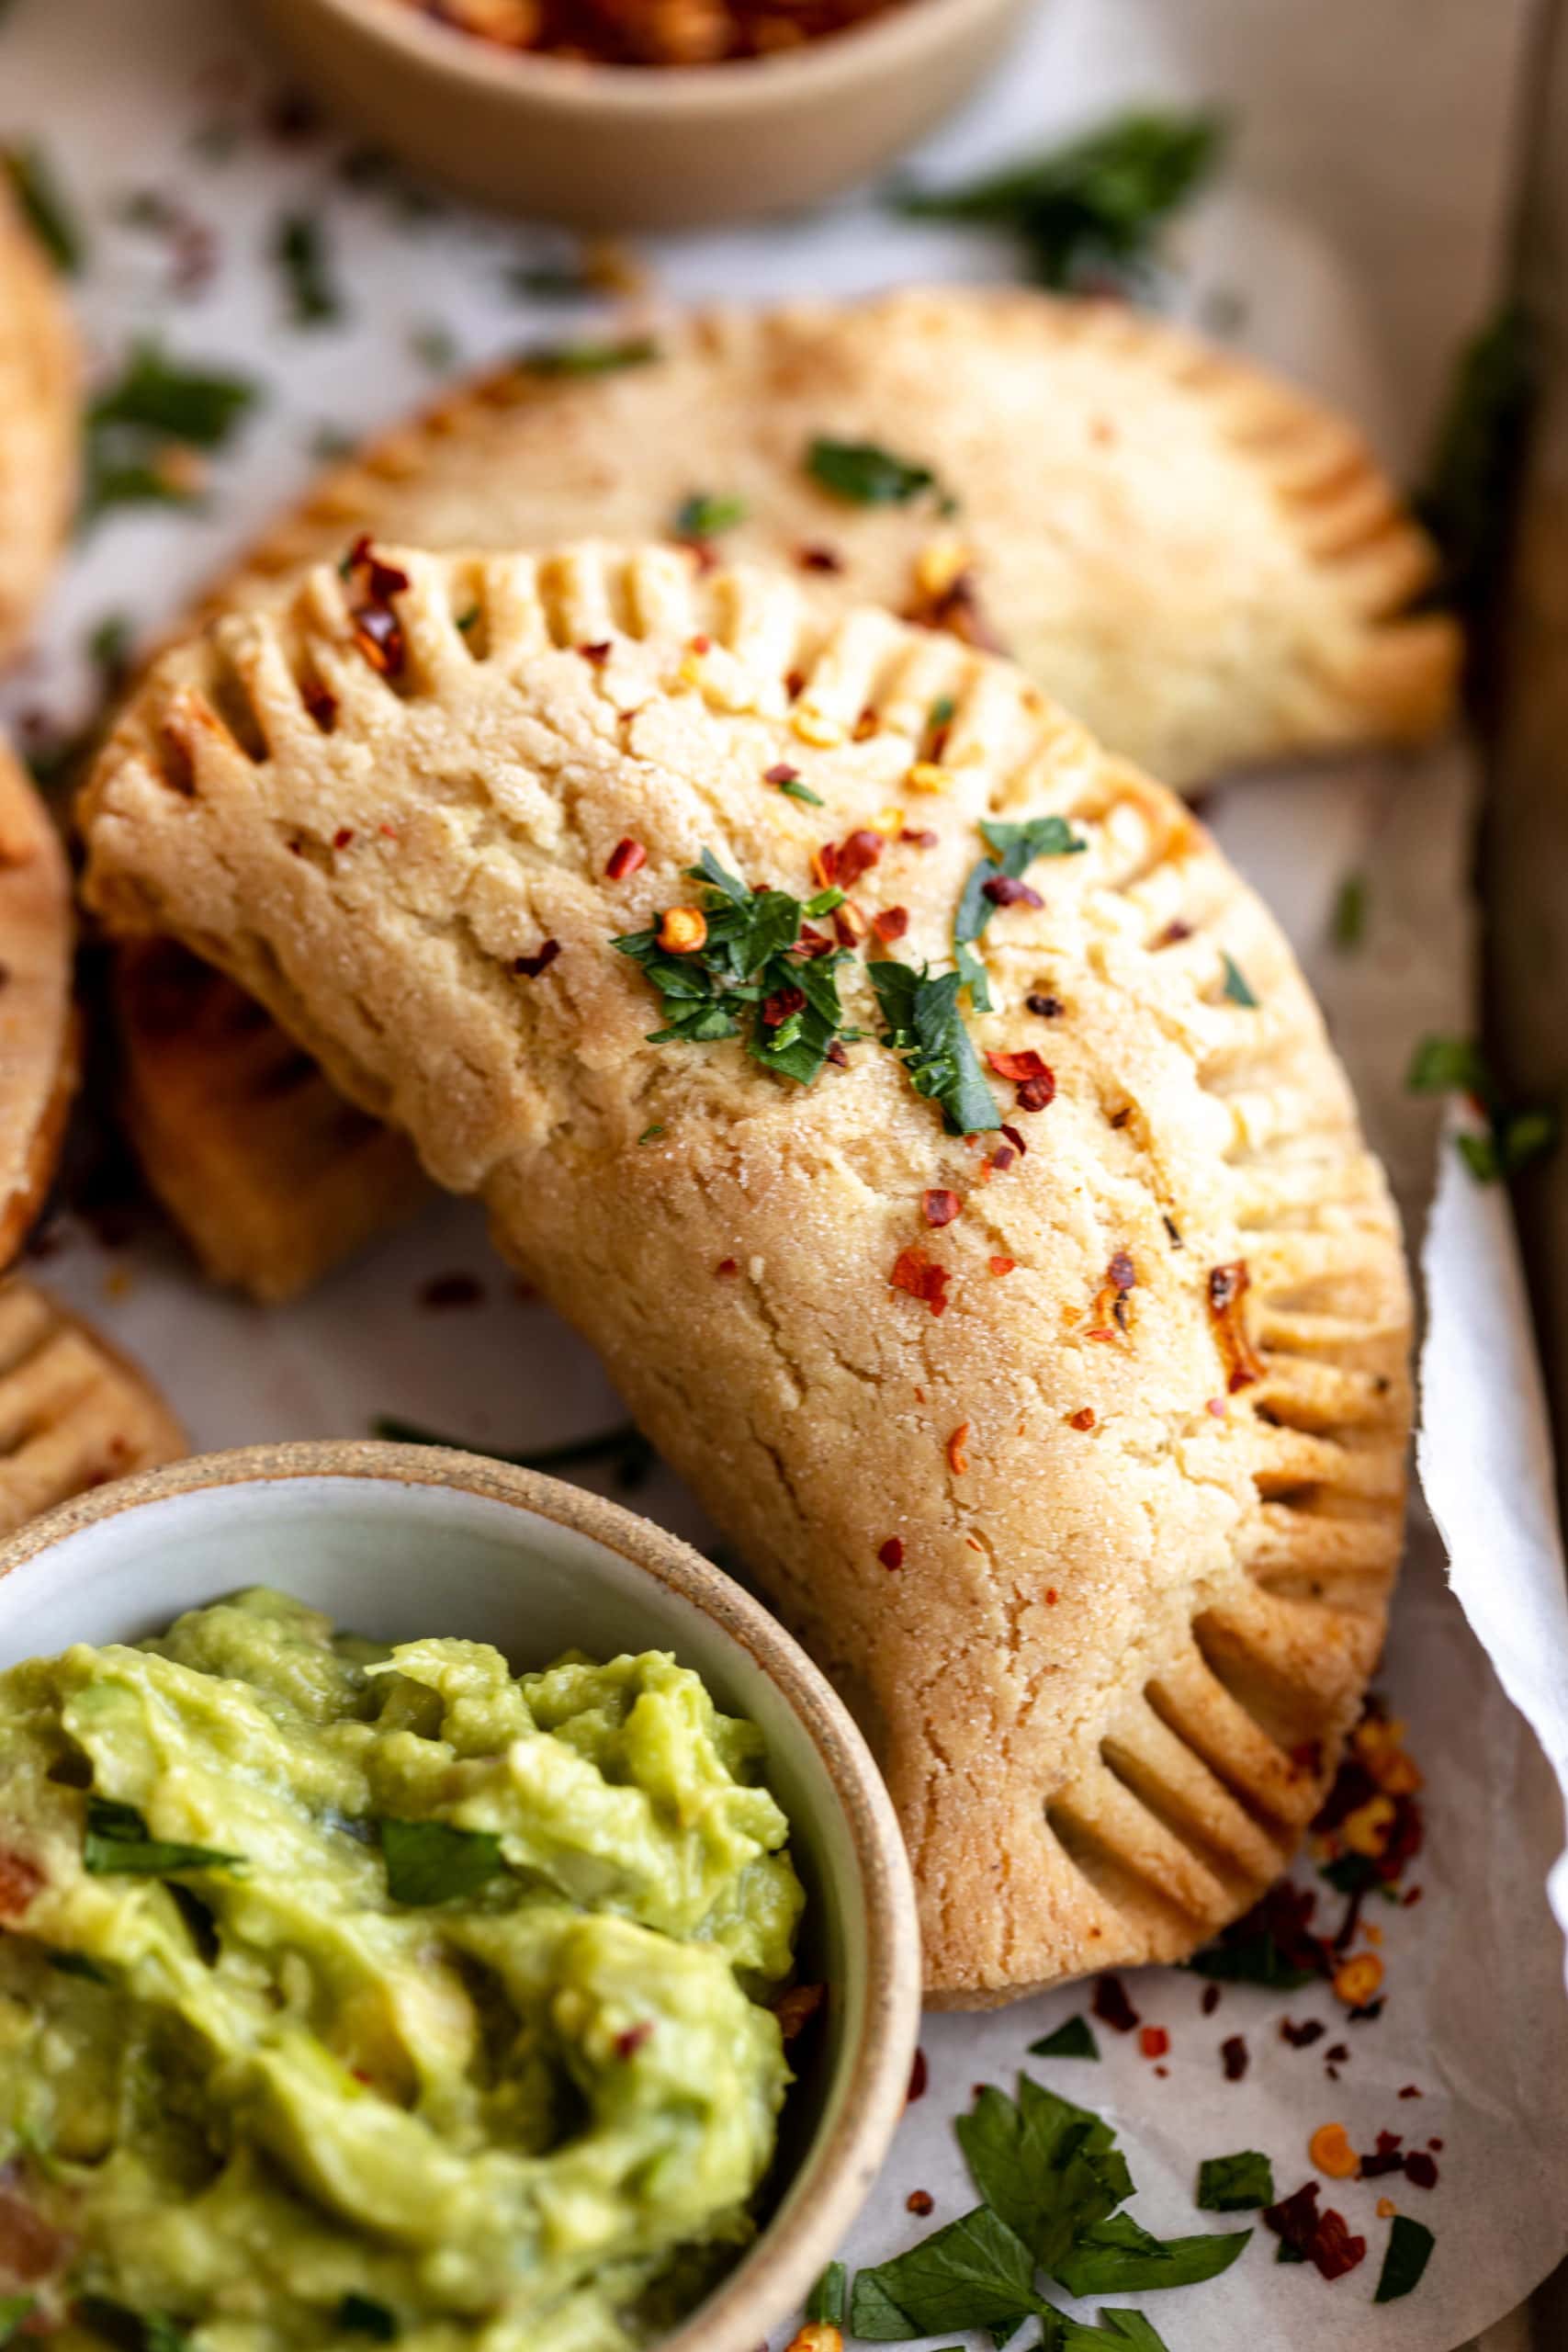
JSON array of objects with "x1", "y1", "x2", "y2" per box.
[
  {"x1": 2, "y1": 141, "x2": 85, "y2": 272},
  {"x1": 1195, "y1": 2150, "x2": 1274, "y2": 2211},
  {"x1": 807, "y1": 436, "x2": 940, "y2": 507},
  {"x1": 1059, "y1": 2317, "x2": 1168, "y2": 2352},
  {"x1": 1416, "y1": 303, "x2": 1533, "y2": 627},
  {"x1": 83, "y1": 341, "x2": 259, "y2": 525},
  {"x1": 870, "y1": 961, "x2": 1000, "y2": 1136},
  {"x1": 850, "y1": 2206, "x2": 1047, "y2": 2343},
  {"x1": 275, "y1": 211, "x2": 343, "y2": 325},
  {"x1": 897, "y1": 109, "x2": 1226, "y2": 294},
  {"x1": 338, "y1": 2293, "x2": 400, "y2": 2340},
  {"x1": 1219, "y1": 952, "x2": 1258, "y2": 1008},
  {"x1": 775, "y1": 775, "x2": 825, "y2": 808},
  {"x1": 1406, "y1": 1034, "x2": 1561, "y2": 1183},
  {"x1": 675, "y1": 492, "x2": 747, "y2": 537},
  {"x1": 1374, "y1": 2214, "x2": 1435, "y2": 2303},
  {"x1": 954, "y1": 815, "x2": 1085, "y2": 1009},
  {"x1": 956, "y1": 2077, "x2": 1131, "y2": 2276},
  {"x1": 378, "y1": 1818, "x2": 503, "y2": 1906},
  {"x1": 1407, "y1": 1033, "x2": 1491, "y2": 1097},
  {"x1": 1054, "y1": 2211, "x2": 1249, "y2": 2298},
  {"x1": 806, "y1": 2262, "x2": 848, "y2": 2325},
  {"x1": 1029, "y1": 2016, "x2": 1099, "y2": 2060},
  {"x1": 0, "y1": 2298, "x2": 34, "y2": 2348},
  {"x1": 1182, "y1": 1931, "x2": 1319, "y2": 1990},
  {"x1": 523, "y1": 335, "x2": 660, "y2": 377},
  {"x1": 84, "y1": 1798, "x2": 243, "y2": 1878},
  {"x1": 1329, "y1": 871, "x2": 1368, "y2": 952}
]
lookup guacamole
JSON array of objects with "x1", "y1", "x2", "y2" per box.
[{"x1": 0, "y1": 1590, "x2": 805, "y2": 2352}]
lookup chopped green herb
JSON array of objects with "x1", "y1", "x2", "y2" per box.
[
  {"x1": 1407, "y1": 1033, "x2": 1490, "y2": 1097},
  {"x1": 1416, "y1": 303, "x2": 1533, "y2": 626},
  {"x1": 409, "y1": 322, "x2": 457, "y2": 372},
  {"x1": 1183, "y1": 1930, "x2": 1319, "y2": 1991},
  {"x1": 1029, "y1": 2015, "x2": 1099, "y2": 2061},
  {"x1": 806, "y1": 2260, "x2": 848, "y2": 2325},
  {"x1": 1373, "y1": 2214, "x2": 1435, "y2": 2303},
  {"x1": 1195, "y1": 2150, "x2": 1274, "y2": 2211},
  {"x1": 2, "y1": 141, "x2": 85, "y2": 272},
  {"x1": 897, "y1": 109, "x2": 1226, "y2": 294},
  {"x1": 275, "y1": 212, "x2": 342, "y2": 325},
  {"x1": 954, "y1": 815, "x2": 1086, "y2": 1009},
  {"x1": 674, "y1": 492, "x2": 748, "y2": 538},
  {"x1": 615, "y1": 850, "x2": 852, "y2": 1088},
  {"x1": 371, "y1": 1415, "x2": 653, "y2": 1487},
  {"x1": 1052, "y1": 2211, "x2": 1249, "y2": 2300},
  {"x1": 956, "y1": 2076, "x2": 1130, "y2": 2275},
  {"x1": 378, "y1": 1817, "x2": 503, "y2": 1907},
  {"x1": 807, "y1": 436, "x2": 940, "y2": 508},
  {"x1": 774, "y1": 775, "x2": 825, "y2": 808},
  {"x1": 84, "y1": 1798, "x2": 243, "y2": 1878},
  {"x1": 45, "y1": 1947, "x2": 114, "y2": 1984},
  {"x1": 1059, "y1": 2317, "x2": 1168, "y2": 2352},
  {"x1": 338, "y1": 2292, "x2": 400, "y2": 2340},
  {"x1": 522, "y1": 335, "x2": 660, "y2": 378},
  {"x1": 0, "y1": 2298, "x2": 34, "y2": 2348},
  {"x1": 928, "y1": 694, "x2": 957, "y2": 731},
  {"x1": 870, "y1": 961, "x2": 1001, "y2": 1137},
  {"x1": 90, "y1": 341, "x2": 257, "y2": 447},
  {"x1": 849, "y1": 2204, "x2": 1047, "y2": 2343},
  {"x1": 1219, "y1": 952, "x2": 1258, "y2": 1008},
  {"x1": 1329, "y1": 870, "x2": 1368, "y2": 952},
  {"x1": 455, "y1": 606, "x2": 480, "y2": 634},
  {"x1": 637, "y1": 1123, "x2": 666, "y2": 1144},
  {"x1": 1406, "y1": 1034, "x2": 1561, "y2": 1182}
]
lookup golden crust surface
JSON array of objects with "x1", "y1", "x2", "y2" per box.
[
  {"x1": 112, "y1": 939, "x2": 429, "y2": 1303},
  {"x1": 79, "y1": 544, "x2": 1413, "y2": 2001},
  {"x1": 0, "y1": 1278, "x2": 185, "y2": 1536},
  {"x1": 213, "y1": 288, "x2": 1457, "y2": 788},
  {"x1": 0, "y1": 737, "x2": 76, "y2": 1272},
  {"x1": 0, "y1": 189, "x2": 78, "y2": 670}
]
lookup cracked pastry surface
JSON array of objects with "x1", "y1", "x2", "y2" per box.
[
  {"x1": 0, "y1": 186, "x2": 77, "y2": 671},
  {"x1": 214, "y1": 286, "x2": 1457, "y2": 789},
  {"x1": 80, "y1": 542, "x2": 1413, "y2": 2002},
  {"x1": 0, "y1": 737, "x2": 75, "y2": 1272}
]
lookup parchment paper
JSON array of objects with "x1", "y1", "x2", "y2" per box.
[{"x1": 3, "y1": 1, "x2": 1566, "y2": 2345}]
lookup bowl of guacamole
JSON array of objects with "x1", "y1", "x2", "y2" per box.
[{"x1": 0, "y1": 1442, "x2": 921, "y2": 2352}]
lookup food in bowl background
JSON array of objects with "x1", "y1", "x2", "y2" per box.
[{"x1": 389, "y1": 0, "x2": 912, "y2": 68}]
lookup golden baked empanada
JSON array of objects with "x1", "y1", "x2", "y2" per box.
[
  {"x1": 80, "y1": 544, "x2": 1412, "y2": 2002},
  {"x1": 0, "y1": 737, "x2": 75, "y2": 1272},
  {"x1": 0, "y1": 1279, "x2": 185, "y2": 1534},
  {"x1": 0, "y1": 185, "x2": 77, "y2": 669}
]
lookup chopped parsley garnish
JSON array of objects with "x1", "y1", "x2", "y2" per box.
[
  {"x1": 378, "y1": 1817, "x2": 503, "y2": 1907},
  {"x1": 1029, "y1": 2015, "x2": 1099, "y2": 2060},
  {"x1": 1416, "y1": 302, "x2": 1534, "y2": 628},
  {"x1": 1183, "y1": 1928, "x2": 1319, "y2": 1991},
  {"x1": 1406, "y1": 1032, "x2": 1561, "y2": 1183},
  {"x1": 896, "y1": 108, "x2": 1226, "y2": 294},
  {"x1": 774, "y1": 775, "x2": 825, "y2": 808},
  {"x1": 870, "y1": 961, "x2": 1001, "y2": 1137},
  {"x1": 954, "y1": 815, "x2": 1085, "y2": 1009},
  {"x1": 1329, "y1": 870, "x2": 1368, "y2": 952},
  {"x1": 1059, "y1": 2318, "x2": 1167, "y2": 2351},
  {"x1": 1195, "y1": 2151, "x2": 1275, "y2": 2212},
  {"x1": 850, "y1": 2204, "x2": 1046, "y2": 2341},
  {"x1": 84, "y1": 1798, "x2": 244, "y2": 1878},
  {"x1": 806, "y1": 435, "x2": 941, "y2": 508},
  {"x1": 929, "y1": 693, "x2": 957, "y2": 731},
  {"x1": 1219, "y1": 952, "x2": 1258, "y2": 1008},
  {"x1": 614, "y1": 850, "x2": 852, "y2": 1087},
  {"x1": 674, "y1": 491, "x2": 747, "y2": 538},
  {"x1": 1053, "y1": 2213, "x2": 1248, "y2": 2298},
  {"x1": 45, "y1": 1947, "x2": 113, "y2": 1984},
  {"x1": 806, "y1": 2261, "x2": 849, "y2": 2325},
  {"x1": 83, "y1": 339, "x2": 259, "y2": 524},
  {"x1": 0, "y1": 2298, "x2": 34, "y2": 2348},
  {"x1": 522, "y1": 335, "x2": 660, "y2": 377},
  {"x1": 1373, "y1": 2214, "x2": 1435, "y2": 2303},
  {"x1": 2, "y1": 140, "x2": 85, "y2": 272},
  {"x1": 274, "y1": 211, "x2": 343, "y2": 325},
  {"x1": 337, "y1": 2292, "x2": 400, "y2": 2340},
  {"x1": 637, "y1": 1123, "x2": 666, "y2": 1144}
]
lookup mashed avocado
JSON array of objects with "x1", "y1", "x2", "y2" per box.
[{"x1": 0, "y1": 1590, "x2": 805, "y2": 2352}]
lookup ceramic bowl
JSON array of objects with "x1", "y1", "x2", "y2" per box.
[
  {"x1": 259, "y1": 0, "x2": 1033, "y2": 230},
  {"x1": 0, "y1": 1439, "x2": 921, "y2": 2352}
]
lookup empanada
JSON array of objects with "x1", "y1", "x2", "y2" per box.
[
  {"x1": 0, "y1": 737, "x2": 76, "y2": 1271},
  {"x1": 0, "y1": 1279, "x2": 185, "y2": 1534},
  {"x1": 80, "y1": 543, "x2": 1412, "y2": 2002},
  {"x1": 0, "y1": 185, "x2": 77, "y2": 670}
]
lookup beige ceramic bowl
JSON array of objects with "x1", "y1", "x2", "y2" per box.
[
  {"x1": 0, "y1": 1440, "x2": 922, "y2": 2352},
  {"x1": 260, "y1": 0, "x2": 1032, "y2": 229}
]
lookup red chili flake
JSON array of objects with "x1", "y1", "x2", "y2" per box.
[
  {"x1": 873, "y1": 905, "x2": 909, "y2": 943},
  {"x1": 715, "y1": 1258, "x2": 739, "y2": 1277},
  {"x1": 1011, "y1": 1074, "x2": 1050, "y2": 1112},
  {"x1": 419, "y1": 1272, "x2": 485, "y2": 1310},
  {"x1": 1066, "y1": 1407, "x2": 1095, "y2": 1430},
  {"x1": 988, "y1": 1147, "x2": 1016, "y2": 1173},
  {"x1": 378, "y1": 822, "x2": 399, "y2": 841},
  {"x1": 1403, "y1": 1884, "x2": 1425, "y2": 1905},
  {"x1": 512, "y1": 940, "x2": 561, "y2": 979},
  {"x1": 352, "y1": 605, "x2": 405, "y2": 676},
  {"x1": 907, "y1": 2048, "x2": 929, "y2": 2102},
  {"x1": 1206, "y1": 1396, "x2": 1227, "y2": 1418},
  {"x1": 615, "y1": 2020, "x2": 655, "y2": 2060},
  {"x1": 1325, "y1": 2043, "x2": 1349, "y2": 2064},
  {"x1": 1000, "y1": 1124, "x2": 1027, "y2": 1158},
  {"x1": 988, "y1": 1256, "x2": 1016, "y2": 1276},
  {"x1": 1026, "y1": 992, "x2": 1063, "y2": 1017},
  {"x1": 796, "y1": 543, "x2": 844, "y2": 573},
  {"x1": 946, "y1": 1424, "x2": 970, "y2": 1476},
  {"x1": 1208, "y1": 1259, "x2": 1265, "y2": 1390},
  {"x1": 1139, "y1": 2025, "x2": 1169, "y2": 2060},
  {"x1": 1264, "y1": 2183, "x2": 1366, "y2": 2281},
  {"x1": 1429, "y1": 2138, "x2": 1444, "y2": 2151},
  {"x1": 900, "y1": 828, "x2": 939, "y2": 849},
  {"x1": 1222, "y1": 2035, "x2": 1249, "y2": 2081},
  {"x1": 826, "y1": 1040, "x2": 849, "y2": 1068},
  {"x1": 688, "y1": 634, "x2": 711, "y2": 656},
  {"x1": 922, "y1": 1189, "x2": 962, "y2": 1228},
  {"x1": 1281, "y1": 2018, "x2": 1325, "y2": 2049},
  {"x1": 784, "y1": 666, "x2": 807, "y2": 699},
  {"x1": 1404, "y1": 2151, "x2": 1439, "y2": 2189},
  {"x1": 1107, "y1": 1250, "x2": 1135, "y2": 1294},
  {"x1": 764, "y1": 764, "x2": 804, "y2": 792},
  {"x1": 832, "y1": 903, "x2": 867, "y2": 948},
  {"x1": 906, "y1": 2188, "x2": 934, "y2": 2216},
  {"x1": 1398, "y1": 2085, "x2": 1423, "y2": 2098},
  {"x1": 302, "y1": 676, "x2": 338, "y2": 732},
  {"x1": 1158, "y1": 918, "x2": 1194, "y2": 946},
  {"x1": 1092, "y1": 1974, "x2": 1140, "y2": 2033},
  {"x1": 852, "y1": 707, "x2": 880, "y2": 743},
  {"x1": 1201, "y1": 1984, "x2": 1222, "y2": 2017},
  {"x1": 835, "y1": 829, "x2": 885, "y2": 888},
  {"x1": 773, "y1": 1983, "x2": 827, "y2": 2040},
  {"x1": 0, "y1": 1849, "x2": 44, "y2": 1917},
  {"x1": 889, "y1": 1247, "x2": 952, "y2": 1316},
  {"x1": 986, "y1": 1047, "x2": 1048, "y2": 1083},
  {"x1": 333, "y1": 826, "x2": 355, "y2": 850},
  {"x1": 578, "y1": 640, "x2": 612, "y2": 665},
  {"x1": 605, "y1": 836, "x2": 648, "y2": 880},
  {"x1": 761, "y1": 983, "x2": 807, "y2": 1028},
  {"x1": 878, "y1": 1536, "x2": 905, "y2": 1571},
  {"x1": 346, "y1": 536, "x2": 410, "y2": 603},
  {"x1": 982, "y1": 875, "x2": 1044, "y2": 910},
  {"x1": 1044, "y1": 1587, "x2": 1058, "y2": 1603}
]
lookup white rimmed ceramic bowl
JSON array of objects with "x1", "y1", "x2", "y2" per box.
[
  {"x1": 259, "y1": 0, "x2": 1034, "y2": 229},
  {"x1": 0, "y1": 1439, "x2": 921, "y2": 2352}
]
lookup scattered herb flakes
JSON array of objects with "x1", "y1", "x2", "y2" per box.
[
  {"x1": 1029, "y1": 2016, "x2": 1100, "y2": 2063},
  {"x1": 807, "y1": 435, "x2": 941, "y2": 508},
  {"x1": 849, "y1": 2202, "x2": 1047, "y2": 2342},
  {"x1": 896, "y1": 108, "x2": 1226, "y2": 294},
  {"x1": 615, "y1": 849, "x2": 852, "y2": 1088},
  {"x1": 1329, "y1": 870, "x2": 1368, "y2": 952},
  {"x1": 274, "y1": 210, "x2": 343, "y2": 325},
  {"x1": 337, "y1": 2292, "x2": 400, "y2": 2340},
  {"x1": 1407, "y1": 1033, "x2": 1489, "y2": 1097},
  {"x1": 521, "y1": 334, "x2": 660, "y2": 377},
  {"x1": 870, "y1": 961, "x2": 1001, "y2": 1136},
  {"x1": 1187, "y1": 1909, "x2": 1321, "y2": 1990},
  {"x1": 1374, "y1": 2214, "x2": 1435, "y2": 2303},
  {"x1": 378, "y1": 1817, "x2": 503, "y2": 1907},
  {"x1": 806, "y1": 2261, "x2": 849, "y2": 2326},
  {"x1": 1262, "y1": 2181, "x2": 1365, "y2": 2281},
  {"x1": 83, "y1": 339, "x2": 259, "y2": 525},
  {"x1": 84, "y1": 1798, "x2": 243, "y2": 1878},
  {"x1": 2, "y1": 140, "x2": 85, "y2": 272},
  {"x1": 775, "y1": 775, "x2": 824, "y2": 808},
  {"x1": 1416, "y1": 301, "x2": 1534, "y2": 628},
  {"x1": 674, "y1": 491, "x2": 748, "y2": 538},
  {"x1": 1219, "y1": 951, "x2": 1258, "y2": 1008},
  {"x1": 371, "y1": 1414, "x2": 654, "y2": 1489},
  {"x1": 1195, "y1": 2150, "x2": 1274, "y2": 2212},
  {"x1": 954, "y1": 815, "x2": 1086, "y2": 1008},
  {"x1": 0, "y1": 2300, "x2": 33, "y2": 2350},
  {"x1": 637, "y1": 1123, "x2": 666, "y2": 1144},
  {"x1": 1406, "y1": 1032, "x2": 1561, "y2": 1182}
]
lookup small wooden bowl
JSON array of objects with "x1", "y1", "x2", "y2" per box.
[
  {"x1": 0, "y1": 1439, "x2": 922, "y2": 2351},
  {"x1": 259, "y1": 0, "x2": 1033, "y2": 229}
]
